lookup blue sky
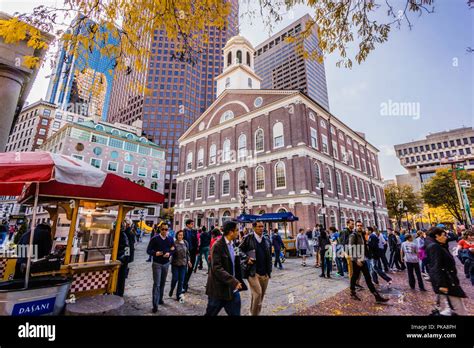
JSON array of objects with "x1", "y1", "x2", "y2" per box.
[{"x1": 2, "y1": 0, "x2": 473, "y2": 180}]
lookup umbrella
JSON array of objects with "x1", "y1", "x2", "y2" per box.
[{"x1": 0, "y1": 151, "x2": 106, "y2": 288}]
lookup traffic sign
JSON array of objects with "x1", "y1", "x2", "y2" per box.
[{"x1": 460, "y1": 180, "x2": 471, "y2": 188}]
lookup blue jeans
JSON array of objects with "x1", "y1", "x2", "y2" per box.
[
  {"x1": 170, "y1": 264, "x2": 187, "y2": 299},
  {"x1": 152, "y1": 262, "x2": 170, "y2": 308},
  {"x1": 193, "y1": 246, "x2": 210, "y2": 271},
  {"x1": 335, "y1": 257, "x2": 345, "y2": 276},
  {"x1": 205, "y1": 291, "x2": 241, "y2": 316},
  {"x1": 367, "y1": 258, "x2": 379, "y2": 284}
]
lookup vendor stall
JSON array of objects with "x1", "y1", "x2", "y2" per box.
[{"x1": 0, "y1": 152, "x2": 164, "y2": 315}]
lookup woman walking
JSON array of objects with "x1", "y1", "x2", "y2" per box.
[
  {"x1": 169, "y1": 230, "x2": 192, "y2": 301},
  {"x1": 401, "y1": 234, "x2": 426, "y2": 291},
  {"x1": 296, "y1": 228, "x2": 310, "y2": 266}
]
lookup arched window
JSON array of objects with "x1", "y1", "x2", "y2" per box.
[
  {"x1": 341, "y1": 211, "x2": 346, "y2": 228},
  {"x1": 150, "y1": 182, "x2": 158, "y2": 190},
  {"x1": 225, "y1": 77, "x2": 230, "y2": 88},
  {"x1": 222, "y1": 211, "x2": 232, "y2": 224},
  {"x1": 248, "y1": 78, "x2": 252, "y2": 88},
  {"x1": 238, "y1": 169, "x2": 246, "y2": 189},
  {"x1": 275, "y1": 161, "x2": 286, "y2": 188},
  {"x1": 367, "y1": 182, "x2": 372, "y2": 201},
  {"x1": 246, "y1": 51, "x2": 251, "y2": 66},
  {"x1": 314, "y1": 162, "x2": 321, "y2": 188},
  {"x1": 360, "y1": 180, "x2": 366, "y2": 201},
  {"x1": 184, "y1": 181, "x2": 191, "y2": 200},
  {"x1": 208, "y1": 176, "x2": 216, "y2": 196},
  {"x1": 273, "y1": 122, "x2": 284, "y2": 148},
  {"x1": 220, "y1": 110, "x2": 234, "y2": 123},
  {"x1": 236, "y1": 50, "x2": 242, "y2": 63},
  {"x1": 255, "y1": 129, "x2": 264, "y2": 152},
  {"x1": 223, "y1": 139, "x2": 231, "y2": 162},
  {"x1": 197, "y1": 148, "x2": 204, "y2": 167},
  {"x1": 196, "y1": 178, "x2": 203, "y2": 199},
  {"x1": 255, "y1": 165, "x2": 265, "y2": 191},
  {"x1": 222, "y1": 172, "x2": 230, "y2": 195},
  {"x1": 186, "y1": 152, "x2": 193, "y2": 170},
  {"x1": 336, "y1": 171, "x2": 342, "y2": 195},
  {"x1": 352, "y1": 177, "x2": 359, "y2": 198},
  {"x1": 238, "y1": 134, "x2": 247, "y2": 160},
  {"x1": 330, "y1": 210, "x2": 337, "y2": 229},
  {"x1": 325, "y1": 166, "x2": 333, "y2": 191},
  {"x1": 137, "y1": 179, "x2": 145, "y2": 186},
  {"x1": 209, "y1": 144, "x2": 217, "y2": 164},
  {"x1": 258, "y1": 210, "x2": 266, "y2": 215},
  {"x1": 345, "y1": 174, "x2": 351, "y2": 197},
  {"x1": 227, "y1": 51, "x2": 232, "y2": 66}
]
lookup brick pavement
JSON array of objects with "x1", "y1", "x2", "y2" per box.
[{"x1": 118, "y1": 234, "x2": 349, "y2": 316}]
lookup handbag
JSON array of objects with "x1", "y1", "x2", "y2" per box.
[{"x1": 280, "y1": 250, "x2": 286, "y2": 263}]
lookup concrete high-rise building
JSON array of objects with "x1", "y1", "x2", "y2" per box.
[
  {"x1": 108, "y1": 0, "x2": 239, "y2": 208},
  {"x1": 46, "y1": 15, "x2": 118, "y2": 120},
  {"x1": 394, "y1": 127, "x2": 474, "y2": 192},
  {"x1": 254, "y1": 14, "x2": 330, "y2": 111}
]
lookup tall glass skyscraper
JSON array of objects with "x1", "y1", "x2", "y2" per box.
[
  {"x1": 254, "y1": 14, "x2": 330, "y2": 111},
  {"x1": 108, "y1": 0, "x2": 239, "y2": 208},
  {"x1": 46, "y1": 15, "x2": 119, "y2": 120}
]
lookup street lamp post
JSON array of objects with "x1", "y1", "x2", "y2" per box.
[
  {"x1": 239, "y1": 180, "x2": 249, "y2": 215},
  {"x1": 318, "y1": 182, "x2": 326, "y2": 231},
  {"x1": 371, "y1": 196, "x2": 379, "y2": 230},
  {"x1": 404, "y1": 206, "x2": 409, "y2": 230}
]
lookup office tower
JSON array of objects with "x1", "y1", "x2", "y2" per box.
[
  {"x1": 254, "y1": 14, "x2": 330, "y2": 111},
  {"x1": 46, "y1": 15, "x2": 118, "y2": 120},
  {"x1": 394, "y1": 127, "x2": 474, "y2": 192},
  {"x1": 108, "y1": 0, "x2": 239, "y2": 208}
]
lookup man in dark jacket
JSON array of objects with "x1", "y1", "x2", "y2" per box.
[
  {"x1": 14, "y1": 223, "x2": 53, "y2": 279},
  {"x1": 348, "y1": 221, "x2": 388, "y2": 303},
  {"x1": 183, "y1": 219, "x2": 198, "y2": 292},
  {"x1": 239, "y1": 220, "x2": 272, "y2": 316},
  {"x1": 205, "y1": 220, "x2": 246, "y2": 316},
  {"x1": 271, "y1": 228, "x2": 285, "y2": 270},
  {"x1": 115, "y1": 227, "x2": 131, "y2": 297},
  {"x1": 388, "y1": 230, "x2": 404, "y2": 271},
  {"x1": 339, "y1": 218, "x2": 355, "y2": 277},
  {"x1": 146, "y1": 223, "x2": 175, "y2": 312},
  {"x1": 193, "y1": 227, "x2": 211, "y2": 273},
  {"x1": 425, "y1": 227, "x2": 467, "y2": 315},
  {"x1": 123, "y1": 221, "x2": 135, "y2": 263}
]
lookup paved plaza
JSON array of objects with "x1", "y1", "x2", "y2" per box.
[{"x1": 119, "y1": 234, "x2": 349, "y2": 316}]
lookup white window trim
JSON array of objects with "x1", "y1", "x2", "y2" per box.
[
  {"x1": 310, "y1": 127, "x2": 318, "y2": 149},
  {"x1": 90, "y1": 158, "x2": 102, "y2": 169},
  {"x1": 274, "y1": 162, "x2": 286, "y2": 190},
  {"x1": 184, "y1": 181, "x2": 191, "y2": 201},
  {"x1": 138, "y1": 167, "x2": 147, "y2": 177},
  {"x1": 195, "y1": 179, "x2": 203, "y2": 199},
  {"x1": 255, "y1": 129, "x2": 264, "y2": 153},
  {"x1": 197, "y1": 148, "x2": 204, "y2": 168},
  {"x1": 123, "y1": 164, "x2": 134, "y2": 175},
  {"x1": 321, "y1": 134, "x2": 329, "y2": 154},
  {"x1": 107, "y1": 161, "x2": 119, "y2": 172},
  {"x1": 255, "y1": 166, "x2": 265, "y2": 192},
  {"x1": 151, "y1": 169, "x2": 160, "y2": 179},
  {"x1": 325, "y1": 167, "x2": 333, "y2": 193},
  {"x1": 221, "y1": 173, "x2": 230, "y2": 196},
  {"x1": 208, "y1": 176, "x2": 216, "y2": 197}
]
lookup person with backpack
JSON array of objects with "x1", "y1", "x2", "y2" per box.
[{"x1": 169, "y1": 230, "x2": 192, "y2": 301}]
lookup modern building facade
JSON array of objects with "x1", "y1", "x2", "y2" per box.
[
  {"x1": 254, "y1": 14, "x2": 330, "y2": 111},
  {"x1": 174, "y1": 36, "x2": 388, "y2": 234},
  {"x1": 107, "y1": 0, "x2": 239, "y2": 209},
  {"x1": 40, "y1": 120, "x2": 166, "y2": 225},
  {"x1": 0, "y1": 12, "x2": 54, "y2": 152},
  {"x1": 394, "y1": 127, "x2": 474, "y2": 191},
  {"x1": 46, "y1": 15, "x2": 118, "y2": 120}
]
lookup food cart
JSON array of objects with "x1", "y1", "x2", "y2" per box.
[
  {"x1": 0, "y1": 152, "x2": 164, "y2": 315},
  {"x1": 10, "y1": 173, "x2": 164, "y2": 298}
]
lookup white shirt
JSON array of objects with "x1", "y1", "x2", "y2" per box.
[{"x1": 254, "y1": 233, "x2": 263, "y2": 243}]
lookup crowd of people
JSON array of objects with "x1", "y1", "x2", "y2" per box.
[{"x1": 141, "y1": 217, "x2": 472, "y2": 316}]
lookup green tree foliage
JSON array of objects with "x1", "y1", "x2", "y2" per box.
[
  {"x1": 422, "y1": 168, "x2": 474, "y2": 223},
  {"x1": 384, "y1": 183, "x2": 422, "y2": 228}
]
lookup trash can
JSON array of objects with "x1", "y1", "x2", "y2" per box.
[{"x1": 0, "y1": 276, "x2": 72, "y2": 316}]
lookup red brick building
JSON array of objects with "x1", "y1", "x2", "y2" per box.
[{"x1": 174, "y1": 36, "x2": 389, "y2": 234}]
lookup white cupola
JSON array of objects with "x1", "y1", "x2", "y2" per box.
[{"x1": 215, "y1": 35, "x2": 262, "y2": 97}]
